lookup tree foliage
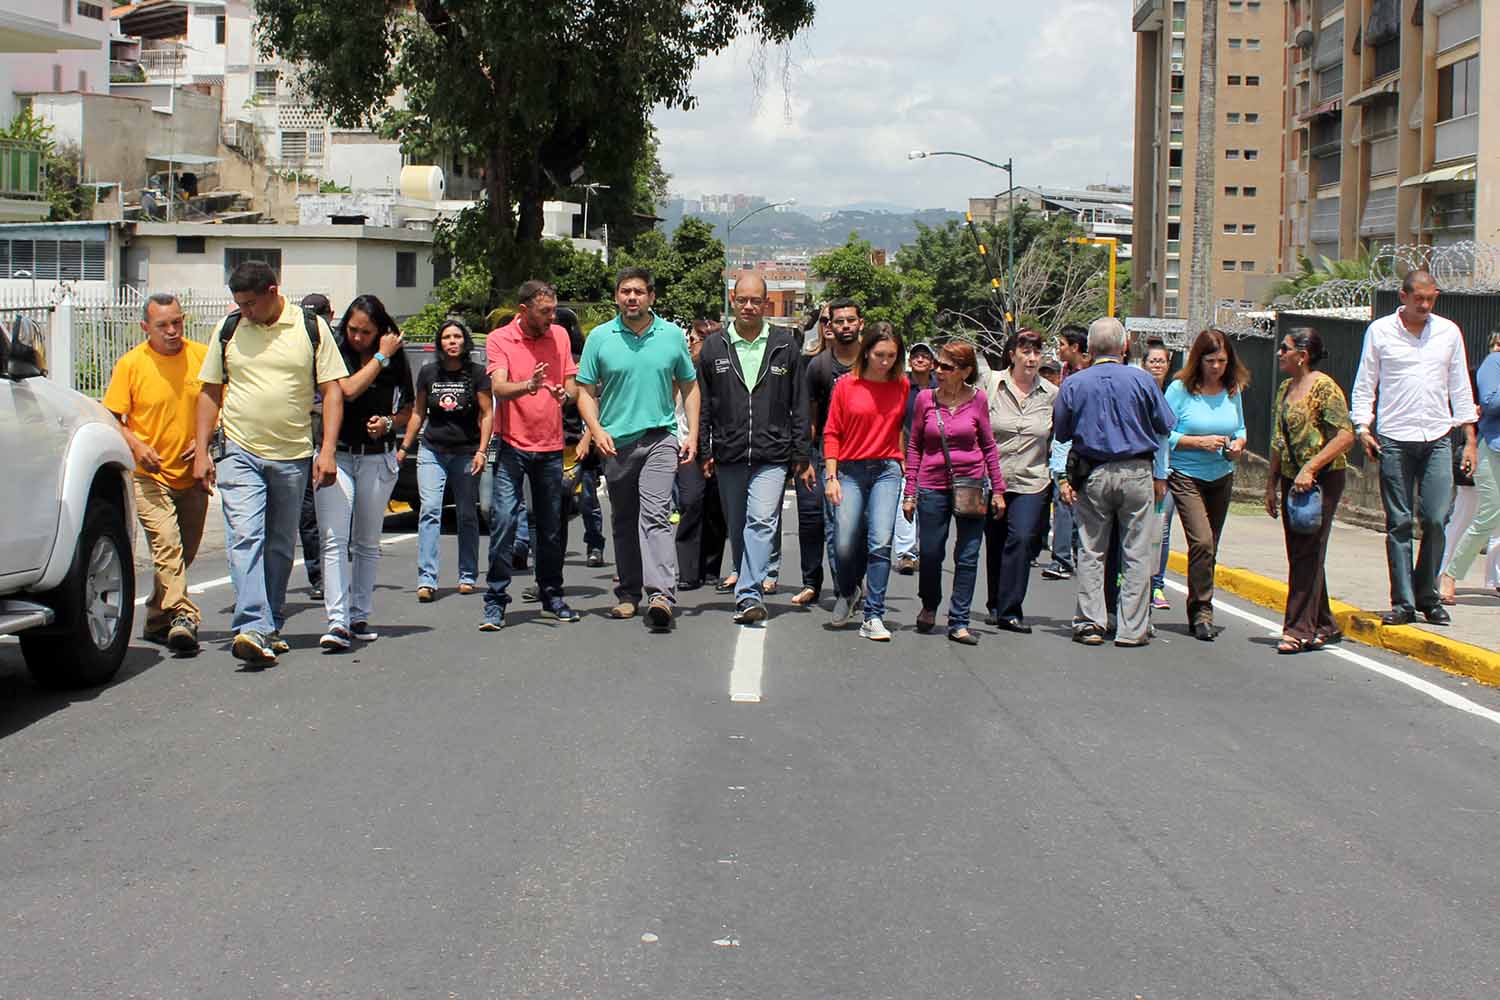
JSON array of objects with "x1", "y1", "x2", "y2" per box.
[
  {"x1": 811, "y1": 234, "x2": 935, "y2": 335},
  {"x1": 254, "y1": 0, "x2": 815, "y2": 300},
  {"x1": 615, "y1": 217, "x2": 727, "y2": 325}
]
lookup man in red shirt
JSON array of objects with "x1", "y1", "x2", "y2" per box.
[{"x1": 480, "y1": 280, "x2": 581, "y2": 629}]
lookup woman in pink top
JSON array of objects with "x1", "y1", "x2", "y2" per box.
[
  {"x1": 903, "y1": 340, "x2": 1006, "y2": 644},
  {"x1": 823, "y1": 322, "x2": 909, "y2": 641}
]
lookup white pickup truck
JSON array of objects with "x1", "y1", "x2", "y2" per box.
[{"x1": 0, "y1": 329, "x2": 136, "y2": 688}]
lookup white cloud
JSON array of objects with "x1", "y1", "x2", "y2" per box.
[{"x1": 653, "y1": 0, "x2": 1136, "y2": 209}]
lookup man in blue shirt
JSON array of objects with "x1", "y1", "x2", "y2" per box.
[{"x1": 1053, "y1": 317, "x2": 1176, "y2": 647}]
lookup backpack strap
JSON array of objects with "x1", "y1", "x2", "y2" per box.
[{"x1": 218, "y1": 309, "x2": 242, "y2": 385}]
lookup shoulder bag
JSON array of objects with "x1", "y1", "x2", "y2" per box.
[
  {"x1": 1278, "y1": 388, "x2": 1323, "y2": 535},
  {"x1": 932, "y1": 389, "x2": 990, "y2": 518}
]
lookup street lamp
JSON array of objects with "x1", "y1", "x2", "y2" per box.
[
  {"x1": 574, "y1": 181, "x2": 610, "y2": 241},
  {"x1": 1068, "y1": 236, "x2": 1120, "y2": 319},
  {"x1": 908, "y1": 149, "x2": 1016, "y2": 279},
  {"x1": 724, "y1": 198, "x2": 796, "y2": 318}
]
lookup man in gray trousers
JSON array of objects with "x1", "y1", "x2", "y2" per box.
[
  {"x1": 1052, "y1": 318, "x2": 1176, "y2": 647},
  {"x1": 577, "y1": 266, "x2": 700, "y2": 632}
]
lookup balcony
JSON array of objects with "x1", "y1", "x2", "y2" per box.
[
  {"x1": 1166, "y1": 239, "x2": 1181, "y2": 256},
  {"x1": 0, "y1": 140, "x2": 45, "y2": 200},
  {"x1": 139, "y1": 44, "x2": 187, "y2": 79},
  {"x1": 1170, "y1": 92, "x2": 1184, "y2": 109},
  {"x1": 1168, "y1": 166, "x2": 1183, "y2": 181},
  {"x1": 1368, "y1": 134, "x2": 1398, "y2": 177},
  {"x1": 1172, "y1": 18, "x2": 1186, "y2": 33},
  {"x1": 1435, "y1": 114, "x2": 1479, "y2": 164},
  {"x1": 1169, "y1": 129, "x2": 1184, "y2": 146}
]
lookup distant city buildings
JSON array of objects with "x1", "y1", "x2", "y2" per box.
[{"x1": 969, "y1": 185, "x2": 1134, "y2": 260}]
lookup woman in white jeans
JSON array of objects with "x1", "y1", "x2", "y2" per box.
[
  {"x1": 1441, "y1": 336, "x2": 1500, "y2": 602},
  {"x1": 315, "y1": 295, "x2": 412, "y2": 650}
]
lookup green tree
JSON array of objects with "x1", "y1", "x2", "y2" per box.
[
  {"x1": 615, "y1": 216, "x2": 726, "y2": 324},
  {"x1": 254, "y1": 0, "x2": 814, "y2": 300},
  {"x1": 811, "y1": 234, "x2": 936, "y2": 336},
  {"x1": 1265, "y1": 248, "x2": 1385, "y2": 304}
]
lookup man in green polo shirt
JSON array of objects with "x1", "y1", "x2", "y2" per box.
[{"x1": 577, "y1": 266, "x2": 699, "y2": 632}]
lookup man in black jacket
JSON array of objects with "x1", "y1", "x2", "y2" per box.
[{"x1": 699, "y1": 271, "x2": 809, "y2": 623}]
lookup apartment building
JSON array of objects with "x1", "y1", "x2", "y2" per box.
[
  {"x1": 1281, "y1": 0, "x2": 1496, "y2": 268},
  {"x1": 1132, "y1": 0, "x2": 1286, "y2": 318}
]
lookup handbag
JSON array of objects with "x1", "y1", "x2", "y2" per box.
[
  {"x1": 932, "y1": 390, "x2": 990, "y2": 518},
  {"x1": 1277, "y1": 394, "x2": 1324, "y2": 535}
]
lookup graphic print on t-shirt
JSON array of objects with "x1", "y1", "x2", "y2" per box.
[{"x1": 431, "y1": 373, "x2": 473, "y2": 414}]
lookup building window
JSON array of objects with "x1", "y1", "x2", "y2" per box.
[
  {"x1": 307, "y1": 132, "x2": 325, "y2": 159},
  {"x1": 1241, "y1": 261, "x2": 1256, "y2": 270},
  {"x1": 1224, "y1": 223, "x2": 1240, "y2": 234},
  {"x1": 1164, "y1": 296, "x2": 1180, "y2": 318},
  {"x1": 52, "y1": 64, "x2": 62, "y2": 91},
  {"x1": 280, "y1": 131, "x2": 307, "y2": 160},
  {"x1": 1228, "y1": 37, "x2": 1242, "y2": 49},
  {"x1": 78, "y1": 70, "x2": 87, "y2": 92},
  {"x1": 1225, "y1": 186, "x2": 1240, "y2": 196},
  {"x1": 1223, "y1": 260, "x2": 1237, "y2": 271},
  {"x1": 1228, "y1": 0, "x2": 1243, "y2": 9},
  {"x1": 1247, "y1": 38, "x2": 1261, "y2": 51},
  {"x1": 1243, "y1": 185, "x2": 1258, "y2": 197},
  {"x1": 1243, "y1": 224, "x2": 1257, "y2": 235},
  {"x1": 224, "y1": 248, "x2": 282, "y2": 282},
  {"x1": 1245, "y1": 112, "x2": 1260, "y2": 124},
  {"x1": 396, "y1": 251, "x2": 416, "y2": 288},
  {"x1": 215, "y1": 14, "x2": 226, "y2": 44},
  {"x1": 1246, "y1": 75, "x2": 1261, "y2": 86},
  {"x1": 0, "y1": 239, "x2": 105, "y2": 281},
  {"x1": 1438, "y1": 56, "x2": 1480, "y2": 121},
  {"x1": 1226, "y1": 149, "x2": 1241, "y2": 159},
  {"x1": 62, "y1": 0, "x2": 71, "y2": 23},
  {"x1": 1226, "y1": 112, "x2": 1241, "y2": 124},
  {"x1": 176, "y1": 236, "x2": 205, "y2": 254},
  {"x1": 433, "y1": 253, "x2": 452, "y2": 285},
  {"x1": 254, "y1": 69, "x2": 279, "y2": 99},
  {"x1": 77, "y1": 1, "x2": 104, "y2": 19},
  {"x1": 1244, "y1": 149, "x2": 1260, "y2": 160},
  {"x1": 1247, "y1": 0, "x2": 1260, "y2": 8},
  {"x1": 1227, "y1": 74, "x2": 1242, "y2": 85}
]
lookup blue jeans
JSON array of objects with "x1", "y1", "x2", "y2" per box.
[
  {"x1": 983, "y1": 489, "x2": 1050, "y2": 622},
  {"x1": 833, "y1": 459, "x2": 902, "y2": 620},
  {"x1": 1152, "y1": 489, "x2": 1176, "y2": 591},
  {"x1": 577, "y1": 466, "x2": 606, "y2": 551},
  {"x1": 485, "y1": 444, "x2": 565, "y2": 611},
  {"x1": 1049, "y1": 476, "x2": 1077, "y2": 572},
  {"x1": 816, "y1": 457, "x2": 841, "y2": 585},
  {"x1": 916, "y1": 488, "x2": 985, "y2": 632},
  {"x1": 795, "y1": 454, "x2": 826, "y2": 596},
  {"x1": 892, "y1": 476, "x2": 918, "y2": 559},
  {"x1": 216, "y1": 441, "x2": 309, "y2": 636},
  {"x1": 716, "y1": 462, "x2": 787, "y2": 607},
  {"x1": 1377, "y1": 434, "x2": 1454, "y2": 613},
  {"x1": 416, "y1": 444, "x2": 480, "y2": 589}
]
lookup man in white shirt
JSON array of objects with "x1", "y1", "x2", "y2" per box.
[{"x1": 1350, "y1": 269, "x2": 1477, "y2": 626}]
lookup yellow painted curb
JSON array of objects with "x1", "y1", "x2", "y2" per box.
[{"x1": 1165, "y1": 550, "x2": 1500, "y2": 686}]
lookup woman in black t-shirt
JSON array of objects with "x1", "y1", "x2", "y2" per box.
[
  {"x1": 313, "y1": 294, "x2": 413, "y2": 649},
  {"x1": 397, "y1": 318, "x2": 493, "y2": 601}
]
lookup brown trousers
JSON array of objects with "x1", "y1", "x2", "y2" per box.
[
  {"x1": 1168, "y1": 470, "x2": 1235, "y2": 625},
  {"x1": 133, "y1": 475, "x2": 209, "y2": 632},
  {"x1": 1280, "y1": 468, "x2": 1345, "y2": 642}
]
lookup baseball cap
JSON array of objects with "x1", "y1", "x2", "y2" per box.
[{"x1": 909, "y1": 341, "x2": 936, "y2": 359}]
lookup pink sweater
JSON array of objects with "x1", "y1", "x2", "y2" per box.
[{"x1": 904, "y1": 388, "x2": 1007, "y2": 498}]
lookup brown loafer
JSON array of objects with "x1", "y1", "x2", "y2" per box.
[
  {"x1": 457, "y1": 582, "x2": 475, "y2": 595},
  {"x1": 609, "y1": 601, "x2": 636, "y2": 619},
  {"x1": 416, "y1": 586, "x2": 435, "y2": 603},
  {"x1": 790, "y1": 587, "x2": 818, "y2": 606}
]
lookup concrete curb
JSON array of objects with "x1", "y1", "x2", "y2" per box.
[{"x1": 1166, "y1": 551, "x2": 1500, "y2": 686}]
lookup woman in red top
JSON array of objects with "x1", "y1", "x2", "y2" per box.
[{"x1": 823, "y1": 322, "x2": 910, "y2": 641}]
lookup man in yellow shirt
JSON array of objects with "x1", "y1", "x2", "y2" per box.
[
  {"x1": 103, "y1": 293, "x2": 210, "y2": 653},
  {"x1": 193, "y1": 261, "x2": 348, "y2": 667}
]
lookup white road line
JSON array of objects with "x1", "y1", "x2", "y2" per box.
[
  {"x1": 133, "y1": 532, "x2": 418, "y2": 606},
  {"x1": 729, "y1": 623, "x2": 767, "y2": 703},
  {"x1": 1162, "y1": 579, "x2": 1500, "y2": 728}
]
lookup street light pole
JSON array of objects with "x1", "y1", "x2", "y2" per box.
[
  {"x1": 908, "y1": 148, "x2": 1015, "y2": 280},
  {"x1": 723, "y1": 198, "x2": 796, "y2": 319},
  {"x1": 1069, "y1": 236, "x2": 1119, "y2": 319}
]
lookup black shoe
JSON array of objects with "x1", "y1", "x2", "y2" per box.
[
  {"x1": 1190, "y1": 622, "x2": 1216, "y2": 642},
  {"x1": 309, "y1": 584, "x2": 323, "y2": 601},
  {"x1": 732, "y1": 601, "x2": 768, "y2": 625},
  {"x1": 995, "y1": 617, "x2": 1032, "y2": 635},
  {"x1": 512, "y1": 551, "x2": 529, "y2": 571},
  {"x1": 1381, "y1": 608, "x2": 1416, "y2": 626},
  {"x1": 522, "y1": 585, "x2": 540, "y2": 602},
  {"x1": 1040, "y1": 563, "x2": 1073, "y2": 581},
  {"x1": 586, "y1": 548, "x2": 605, "y2": 567},
  {"x1": 677, "y1": 578, "x2": 702, "y2": 591},
  {"x1": 1420, "y1": 605, "x2": 1452, "y2": 625}
]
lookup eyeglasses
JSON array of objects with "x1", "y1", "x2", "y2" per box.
[
  {"x1": 934, "y1": 360, "x2": 959, "y2": 372},
  {"x1": 732, "y1": 297, "x2": 765, "y2": 307},
  {"x1": 1277, "y1": 344, "x2": 1299, "y2": 354}
]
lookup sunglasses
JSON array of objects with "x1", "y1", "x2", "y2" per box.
[
  {"x1": 934, "y1": 360, "x2": 959, "y2": 372},
  {"x1": 1277, "y1": 344, "x2": 1301, "y2": 354}
]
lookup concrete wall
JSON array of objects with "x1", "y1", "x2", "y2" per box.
[
  {"x1": 326, "y1": 133, "x2": 405, "y2": 192},
  {"x1": 33, "y1": 88, "x2": 221, "y2": 192}
]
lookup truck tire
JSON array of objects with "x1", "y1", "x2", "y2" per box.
[{"x1": 20, "y1": 496, "x2": 135, "y2": 689}]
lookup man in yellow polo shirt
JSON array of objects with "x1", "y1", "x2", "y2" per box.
[
  {"x1": 103, "y1": 292, "x2": 210, "y2": 653},
  {"x1": 193, "y1": 261, "x2": 347, "y2": 667}
]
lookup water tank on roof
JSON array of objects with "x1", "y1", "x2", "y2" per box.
[{"x1": 399, "y1": 165, "x2": 446, "y2": 202}]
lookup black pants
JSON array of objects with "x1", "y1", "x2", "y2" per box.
[
  {"x1": 794, "y1": 466, "x2": 826, "y2": 596},
  {"x1": 676, "y1": 461, "x2": 728, "y2": 585},
  {"x1": 299, "y1": 475, "x2": 321, "y2": 587}
]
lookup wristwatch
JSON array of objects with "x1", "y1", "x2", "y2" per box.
[{"x1": 374, "y1": 351, "x2": 390, "y2": 368}]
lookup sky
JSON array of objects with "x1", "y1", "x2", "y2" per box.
[{"x1": 653, "y1": 0, "x2": 1138, "y2": 213}]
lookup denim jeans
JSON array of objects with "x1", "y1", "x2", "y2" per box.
[
  {"x1": 892, "y1": 476, "x2": 918, "y2": 559},
  {"x1": 1151, "y1": 489, "x2": 1176, "y2": 591},
  {"x1": 833, "y1": 458, "x2": 902, "y2": 620},
  {"x1": 983, "y1": 489, "x2": 1050, "y2": 622},
  {"x1": 1049, "y1": 476, "x2": 1076, "y2": 572},
  {"x1": 1377, "y1": 433, "x2": 1453, "y2": 613},
  {"x1": 816, "y1": 457, "x2": 841, "y2": 585},
  {"x1": 795, "y1": 453, "x2": 826, "y2": 596},
  {"x1": 485, "y1": 444, "x2": 564, "y2": 611},
  {"x1": 216, "y1": 441, "x2": 309, "y2": 636},
  {"x1": 577, "y1": 466, "x2": 606, "y2": 552},
  {"x1": 916, "y1": 489, "x2": 985, "y2": 632},
  {"x1": 416, "y1": 444, "x2": 480, "y2": 589},
  {"x1": 717, "y1": 462, "x2": 788, "y2": 607},
  {"x1": 314, "y1": 450, "x2": 399, "y2": 629}
]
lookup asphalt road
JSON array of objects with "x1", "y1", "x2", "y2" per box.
[{"x1": 5, "y1": 494, "x2": 1500, "y2": 998}]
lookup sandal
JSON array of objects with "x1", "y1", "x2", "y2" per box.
[
  {"x1": 761, "y1": 578, "x2": 778, "y2": 595},
  {"x1": 1276, "y1": 634, "x2": 1309, "y2": 655}
]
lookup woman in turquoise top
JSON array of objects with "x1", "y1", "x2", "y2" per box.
[{"x1": 1165, "y1": 329, "x2": 1249, "y2": 641}]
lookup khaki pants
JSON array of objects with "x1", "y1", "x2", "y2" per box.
[
  {"x1": 133, "y1": 475, "x2": 209, "y2": 633},
  {"x1": 1168, "y1": 470, "x2": 1234, "y2": 626}
]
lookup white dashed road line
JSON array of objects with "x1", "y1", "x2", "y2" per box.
[{"x1": 729, "y1": 622, "x2": 766, "y2": 703}]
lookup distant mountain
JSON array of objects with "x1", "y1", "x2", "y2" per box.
[{"x1": 656, "y1": 201, "x2": 965, "y2": 256}]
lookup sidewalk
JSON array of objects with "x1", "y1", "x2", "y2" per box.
[{"x1": 1165, "y1": 508, "x2": 1500, "y2": 683}]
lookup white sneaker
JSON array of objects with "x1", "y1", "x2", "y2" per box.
[
  {"x1": 830, "y1": 583, "x2": 863, "y2": 627},
  {"x1": 859, "y1": 616, "x2": 892, "y2": 642},
  {"x1": 319, "y1": 625, "x2": 352, "y2": 651}
]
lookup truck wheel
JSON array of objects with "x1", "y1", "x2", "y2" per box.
[{"x1": 20, "y1": 497, "x2": 135, "y2": 689}]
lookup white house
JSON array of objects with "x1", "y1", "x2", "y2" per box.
[{"x1": 0, "y1": 0, "x2": 109, "y2": 123}]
